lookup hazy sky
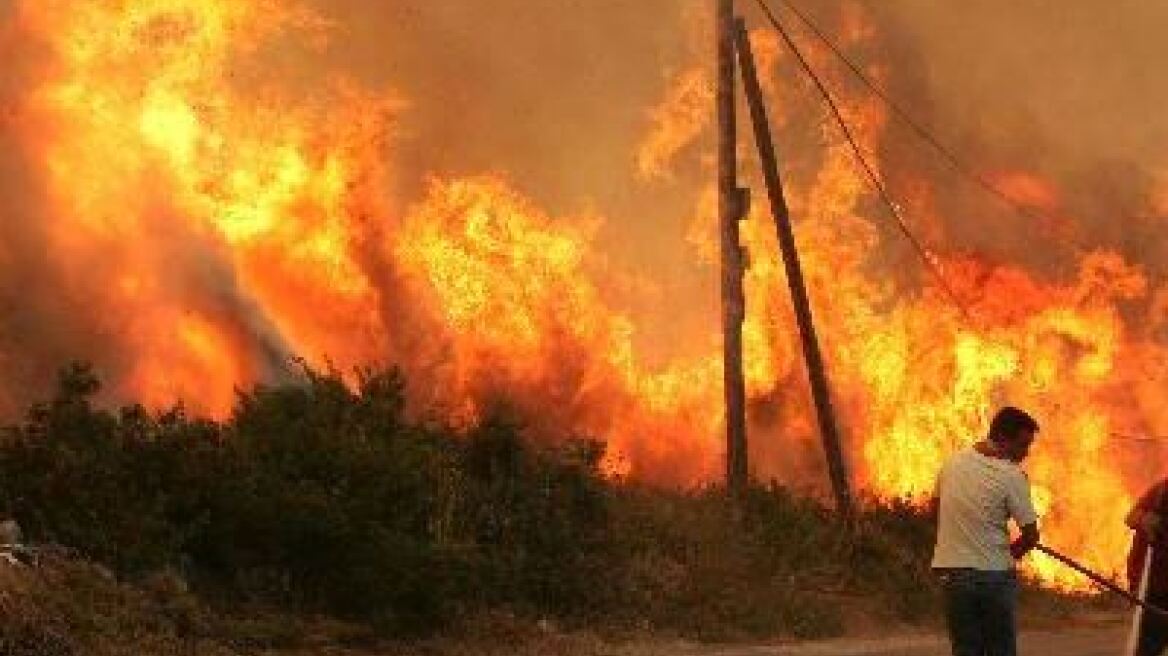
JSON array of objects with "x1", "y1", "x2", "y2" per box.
[
  {"x1": 319, "y1": 1, "x2": 1168, "y2": 271},
  {"x1": 5, "y1": 1, "x2": 1165, "y2": 244}
]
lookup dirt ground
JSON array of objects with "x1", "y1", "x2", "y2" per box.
[
  {"x1": 654, "y1": 613, "x2": 1131, "y2": 656},
  {"x1": 687, "y1": 628, "x2": 1124, "y2": 655},
  {"x1": 400, "y1": 612, "x2": 1133, "y2": 656}
]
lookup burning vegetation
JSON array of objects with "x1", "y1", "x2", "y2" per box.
[{"x1": 1, "y1": 0, "x2": 1167, "y2": 597}]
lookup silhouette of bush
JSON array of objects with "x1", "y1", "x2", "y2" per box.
[
  {"x1": 0, "y1": 363, "x2": 939, "y2": 641},
  {"x1": 0, "y1": 364, "x2": 613, "y2": 636}
]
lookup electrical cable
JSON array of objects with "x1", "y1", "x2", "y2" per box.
[{"x1": 750, "y1": 0, "x2": 976, "y2": 323}]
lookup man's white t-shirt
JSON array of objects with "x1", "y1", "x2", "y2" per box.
[{"x1": 931, "y1": 446, "x2": 1038, "y2": 571}]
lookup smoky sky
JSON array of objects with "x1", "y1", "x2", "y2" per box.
[
  {"x1": 796, "y1": 1, "x2": 1168, "y2": 278},
  {"x1": 868, "y1": 0, "x2": 1168, "y2": 169},
  {"x1": 307, "y1": 0, "x2": 1168, "y2": 293}
]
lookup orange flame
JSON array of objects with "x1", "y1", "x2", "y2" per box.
[{"x1": 18, "y1": 0, "x2": 396, "y2": 414}]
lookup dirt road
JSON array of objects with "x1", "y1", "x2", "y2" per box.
[
  {"x1": 413, "y1": 613, "x2": 1135, "y2": 656},
  {"x1": 670, "y1": 620, "x2": 1130, "y2": 656}
]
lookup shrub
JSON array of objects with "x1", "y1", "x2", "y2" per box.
[{"x1": 0, "y1": 363, "x2": 940, "y2": 641}]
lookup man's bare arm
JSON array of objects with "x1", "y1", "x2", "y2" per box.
[{"x1": 1011, "y1": 522, "x2": 1039, "y2": 560}]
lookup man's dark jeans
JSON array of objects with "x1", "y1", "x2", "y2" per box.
[
  {"x1": 936, "y1": 568, "x2": 1018, "y2": 656},
  {"x1": 1135, "y1": 592, "x2": 1168, "y2": 656}
]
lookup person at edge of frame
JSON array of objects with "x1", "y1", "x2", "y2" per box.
[
  {"x1": 1126, "y1": 477, "x2": 1168, "y2": 656},
  {"x1": 929, "y1": 407, "x2": 1041, "y2": 656}
]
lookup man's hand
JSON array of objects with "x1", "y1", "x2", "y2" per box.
[{"x1": 1011, "y1": 522, "x2": 1040, "y2": 560}]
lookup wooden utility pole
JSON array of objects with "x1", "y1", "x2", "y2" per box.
[
  {"x1": 717, "y1": 0, "x2": 750, "y2": 496},
  {"x1": 733, "y1": 18, "x2": 853, "y2": 516}
]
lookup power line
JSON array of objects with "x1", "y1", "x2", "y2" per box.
[
  {"x1": 747, "y1": 1, "x2": 1168, "y2": 450},
  {"x1": 749, "y1": 0, "x2": 975, "y2": 322},
  {"x1": 763, "y1": 0, "x2": 1066, "y2": 231}
]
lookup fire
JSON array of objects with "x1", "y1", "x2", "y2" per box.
[
  {"x1": 4, "y1": 0, "x2": 1165, "y2": 592},
  {"x1": 393, "y1": 177, "x2": 726, "y2": 480},
  {"x1": 16, "y1": 0, "x2": 394, "y2": 414},
  {"x1": 854, "y1": 254, "x2": 1145, "y2": 589}
]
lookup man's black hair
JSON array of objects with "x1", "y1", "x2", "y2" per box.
[{"x1": 989, "y1": 406, "x2": 1039, "y2": 442}]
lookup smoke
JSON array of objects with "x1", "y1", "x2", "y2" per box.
[
  {"x1": 312, "y1": 0, "x2": 727, "y2": 365},
  {"x1": 845, "y1": 0, "x2": 1168, "y2": 276},
  {"x1": 869, "y1": 1, "x2": 1168, "y2": 168},
  {"x1": 0, "y1": 3, "x2": 103, "y2": 415}
]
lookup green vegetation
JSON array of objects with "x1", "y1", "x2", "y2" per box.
[{"x1": 0, "y1": 363, "x2": 953, "y2": 651}]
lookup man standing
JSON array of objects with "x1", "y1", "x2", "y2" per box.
[
  {"x1": 1125, "y1": 478, "x2": 1168, "y2": 656},
  {"x1": 931, "y1": 407, "x2": 1041, "y2": 656}
]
